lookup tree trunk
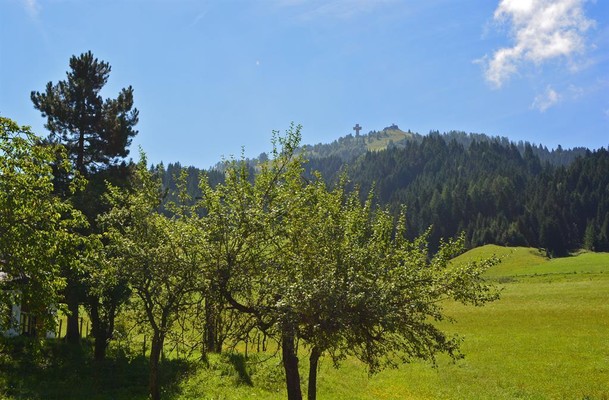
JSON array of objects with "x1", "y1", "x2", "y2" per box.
[
  {"x1": 76, "y1": 129, "x2": 85, "y2": 174},
  {"x1": 90, "y1": 297, "x2": 117, "y2": 362},
  {"x1": 94, "y1": 332, "x2": 108, "y2": 361},
  {"x1": 65, "y1": 278, "x2": 80, "y2": 344},
  {"x1": 307, "y1": 346, "x2": 322, "y2": 400},
  {"x1": 205, "y1": 295, "x2": 219, "y2": 353},
  {"x1": 282, "y1": 329, "x2": 302, "y2": 400},
  {"x1": 91, "y1": 304, "x2": 109, "y2": 361},
  {"x1": 89, "y1": 299, "x2": 106, "y2": 361},
  {"x1": 149, "y1": 331, "x2": 164, "y2": 400}
]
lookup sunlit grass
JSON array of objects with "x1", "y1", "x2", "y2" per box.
[
  {"x1": 366, "y1": 129, "x2": 413, "y2": 152},
  {"x1": 174, "y1": 247, "x2": 609, "y2": 399},
  {"x1": 453, "y1": 244, "x2": 609, "y2": 278},
  {"x1": 3, "y1": 247, "x2": 609, "y2": 399}
]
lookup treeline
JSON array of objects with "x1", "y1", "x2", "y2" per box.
[
  {"x1": 298, "y1": 125, "x2": 587, "y2": 167},
  {"x1": 343, "y1": 135, "x2": 609, "y2": 256},
  {"x1": 164, "y1": 132, "x2": 608, "y2": 257}
]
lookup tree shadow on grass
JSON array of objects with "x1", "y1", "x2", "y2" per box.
[
  {"x1": 225, "y1": 353, "x2": 253, "y2": 386},
  {"x1": 0, "y1": 338, "x2": 193, "y2": 400}
]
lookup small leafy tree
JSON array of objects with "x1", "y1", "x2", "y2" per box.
[
  {"x1": 83, "y1": 234, "x2": 132, "y2": 360},
  {"x1": 100, "y1": 154, "x2": 206, "y2": 400},
  {"x1": 283, "y1": 180, "x2": 500, "y2": 399},
  {"x1": 0, "y1": 117, "x2": 86, "y2": 335},
  {"x1": 199, "y1": 125, "x2": 499, "y2": 400},
  {"x1": 198, "y1": 125, "x2": 308, "y2": 398}
]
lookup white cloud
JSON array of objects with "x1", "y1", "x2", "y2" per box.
[
  {"x1": 482, "y1": 0, "x2": 595, "y2": 88},
  {"x1": 531, "y1": 85, "x2": 561, "y2": 111},
  {"x1": 22, "y1": 0, "x2": 40, "y2": 18}
]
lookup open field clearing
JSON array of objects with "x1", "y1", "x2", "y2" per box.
[{"x1": 174, "y1": 247, "x2": 609, "y2": 399}]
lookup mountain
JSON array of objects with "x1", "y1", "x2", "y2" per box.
[
  {"x1": 343, "y1": 135, "x2": 608, "y2": 255},
  {"x1": 158, "y1": 127, "x2": 608, "y2": 256},
  {"x1": 301, "y1": 124, "x2": 418, "y2": 161}
]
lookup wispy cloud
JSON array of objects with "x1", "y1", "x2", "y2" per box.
[
  {"x1": 531, "y1": 85, "x2": 561, "y2": 112},
  {"x1": 531, "y1": 79, "x2": 609, "y2": 112},
  {"x1": 276, "y1": 0, "x2": 395, "y2": 19},
  {"x1": 188, "y1": 11, "x2": 208, "y2": 28},
  {"x1": 22, "y1": 0, "x2": 40, "y2": 18},
  {"x1": 481, "y1": 0, "x2": 595, "y2": 88}
]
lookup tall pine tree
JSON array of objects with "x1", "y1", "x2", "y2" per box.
[{"x1": 31, "y1": 51, "x2": 138, "y2": 348}]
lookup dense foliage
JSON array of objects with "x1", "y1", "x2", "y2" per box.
[
  {"x1": 101, "y1": 154, "x2": 206, "y2": 400},
  {"x1": 30, "y1": 51, "x2": 139, "y2": 354},
  {"x1": 344, "y1": 135, "x2": 609, "y2": 256},
  {"x1": 166, "y1": 130, "x2": 608, "y2": 258},
  {"x1": 0, "y1": 117, "x2": 86, "y2": 334}
]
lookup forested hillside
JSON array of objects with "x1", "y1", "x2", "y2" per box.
[
  {"x1": 344, "y1": 135, "x2": 609, "y2": 255},
  {"x1": 161, "y1": 129, "x2": 608, "y2": 257}
]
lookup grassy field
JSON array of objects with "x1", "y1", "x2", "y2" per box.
[
  {"x1": 366, "y1": 128, "x2": 413, "y2": 152},
  {"x1": 2, "y1": 246, "x2": 608, "y2": 399},
  {"x1": 174, "y1": 246, "x2": 609, "y2": 399}
]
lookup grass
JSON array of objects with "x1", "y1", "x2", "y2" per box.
[
  {"x1": 54, "y1": 307, "x2": 92, "y2": 339},
  {"x1": 0, "y1": 339, "x2": 152, "y2": 400},
  {"x1": 454, "y1": 244, "x2": 609, "y2": 278},
  {"x1": 366, "y1": 128, "x2": 413, "y2": 152},
  {"x1": 174, "y1": 247, "x2": 609, "y2": 399},
  {"x1": 2, "y1": 247, "x2": 609, "y2": 399},
  {"x1": 381, "y1": 273, "x2": 609, "y2": 400}
]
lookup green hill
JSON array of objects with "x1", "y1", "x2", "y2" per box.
[
  {"x1": 365, "y1": 125, "x2": 414, "y2": 152},
  {"x1": 300, "y1": 124, "x2": 418, "y2": 161},
  {"x1": 454, "y1": 244, "x2": 609, "y2": 278}
]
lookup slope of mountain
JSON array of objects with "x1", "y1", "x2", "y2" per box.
[{"x1": 159, "y1": 127, "x2": 608, "y2": 255}]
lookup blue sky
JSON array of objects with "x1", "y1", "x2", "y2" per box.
[{"x1": 1, "y1": 0, "x2": 608, "y2": 168}]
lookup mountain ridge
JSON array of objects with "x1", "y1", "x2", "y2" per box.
[{"x1": 157, "y1": 126, "x2": 608, "y2": 256}]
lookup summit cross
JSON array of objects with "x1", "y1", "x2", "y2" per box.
[{"x1": 353, "y1": 124, "x2": 362, "y2": 136}]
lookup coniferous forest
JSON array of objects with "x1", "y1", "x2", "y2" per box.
[{"x1": 163, "y1": 128, "x2": 609, "y2": 258}]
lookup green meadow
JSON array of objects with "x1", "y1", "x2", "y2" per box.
[
  {"x1": 2, "y1": 246, "x2": 608, "y2": 399},
  {"x1": 174, "y1": 247, "x2": 609, "y2": 399},
  {"x1": 366, "y1": 128, "x2": 413, "y2": 152}
]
